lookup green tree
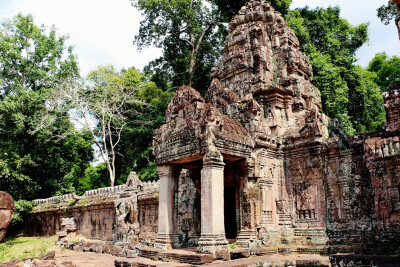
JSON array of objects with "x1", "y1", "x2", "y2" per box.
[
  {"x1": 367, "y1": 52, "x2": 400, "y2": 92},
  {"x1": 0, "y1": 14, "x2": 94, "y2": 200},
  {"x1": 286, "y1": 7, "x2": 384, "y2": 134},
  {"x1": 134, "y1": 0, "x2": 292, "y2": 93},
  {"x1": 77, "y1": 162, "x2": 109, "y2": 194},
  {"x1": 133, "y1": 0, "x2": 222, "y2": 93},
  {"x1": 51, "y1": 65, "x2": 145, "y2": 187},
  {"x1": 377, "y1": 0, "x2": 400, "y2": 40},
  {"x1": 115, "y1": 72, "x2": 174, "y2": 183}
]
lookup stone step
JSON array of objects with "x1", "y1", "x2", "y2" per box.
[
  {"x1": 278, "y1": 214, "x2": 292, "y2": 226},
  {"x1": 139, "y1": 247, "x2": 213, "y2": 265},
  {"x1": 278, "y1": 246, "x2": 326, "y2": 255},
  {"x1": 249, "y1": 247, "x2": 277, "y2": 256},
  {"x1": 236, "y1": 229, "x2": 258, "y2": 247},
  {"x1": 140, "y1": 248, "x2": 160, "y2": 259},
  {"x1": 294, "y1": 228, "x2": 327, "y2": 237},
  {"x1": 115, "y1": 258, "x2": 191, "y2": 267},
  {"x1": 160, "y1": 251, "x2": 213, "y2": 265}
]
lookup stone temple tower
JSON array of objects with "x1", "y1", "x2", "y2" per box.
[{"x1": 152, "y1": 0, "x2": 400, "y2": 259}]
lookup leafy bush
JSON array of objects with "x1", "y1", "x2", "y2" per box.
[{"x1": 9, "y1": 200, "x2": 34, "y2": 234}]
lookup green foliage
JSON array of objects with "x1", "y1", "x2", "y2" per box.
[
  {"x1": 68, "y1": 199, "x2": 77, "y2": 207},
  {"x1": 368, "y1": 52, "x2": 400, "y2": 92},
  {"x1": 77, "y1": 163, "x2": 109, "y2": 194},
  {"x1": 9, "y1": 200, "x2": 33, "y2": 233},
  {"x1": 68, "y1": 65, "x2": 146, "y2": 186},
  {"x1": 134, "y1": 0, "x2": 222, "y2": 93},
  {"x1": 377, "y1": 0, "x2": 399, "y2": 25},
  {"x1": 0, "y1": 14, "x2": 94, "y2": 200},
  {"x1": 286, "y1": 7, "x2": 384, "y2": 134},
  {"x1": 115, "y1": 72, "x2": 173, "y2": 183},
  {"x1": 349, "y1": 66, "x2": 385, "y2": 133}
]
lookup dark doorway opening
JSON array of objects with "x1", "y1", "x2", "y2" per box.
[{"x1": 224, "y1": 186, "x2": 237, "y2": 239}]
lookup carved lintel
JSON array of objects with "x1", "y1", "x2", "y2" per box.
[{"x1": 202, "y1": 151, "x2": 225, "y2": 169}]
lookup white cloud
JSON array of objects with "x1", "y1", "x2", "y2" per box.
[{"x1": 0, "y1": 0, "x2": 161, "y2": 76}]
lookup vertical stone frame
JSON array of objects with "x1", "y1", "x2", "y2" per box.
[
  {"x1": 154, "y1": 164, "x2": 181, "y2": 249},
  {"x1": 197, "y1": 151, "x2": 229, "y2": 259}
]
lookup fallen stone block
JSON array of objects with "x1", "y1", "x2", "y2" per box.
[{"x1": 0, "y1": 191, "x2": 15, "y2": 242}]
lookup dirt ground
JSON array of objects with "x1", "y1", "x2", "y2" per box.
[
  {"x1": 54, "y1": 250, "x2": 119, "y2": 267},
  {"x1": 52, "y1": 250, "x2": 331, "y2": 267}
]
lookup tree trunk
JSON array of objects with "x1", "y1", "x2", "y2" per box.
[
  {"x1": 106, "y1": 161, "x2": 115, "y2": 187},
  {"x1": 188, "y1": 50, "x2": 196, "y2": 86},
  {"x1": 397, "y1": 17, "x2": 400, "y2": 40},
  {"x1": 394, "y1": 0, "x2": 400, "y2": 40}
]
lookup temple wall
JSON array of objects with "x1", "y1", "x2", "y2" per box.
[
  {"x1": 27, "y1": 172, "x2": 161, "y2": 246},
  {"x1": 323, "y1": 138, "x2": 376, "y2": 249},
  {"x1": 27, "y1": 201, "x2": 116, "y2": 241},
  {"x1": 364, "y1": 136, "x2": 400, "y2": 237},
  {"x1": 138, "y1": 191, "x2": 159, "y2": 243}
]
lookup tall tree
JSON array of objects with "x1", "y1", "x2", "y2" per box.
[
  {"x1": 43, "y1": 66, "x2": 144, "y2": 187},
  {"x1": 377, "y1": 0, "x2": 400, "y2": 40},
  {"x1": 114, "y1": 76, "x2": 173, "y2": 183},
  {"x1": 0, "y1": 14, "x2": 94, "y2": 200},
  {"x1": 133, "y1": 0, "x2": 224, "y2": 94},
  {"x1": 42, "y1": 65, "x2": 170, "y2": 185},
  {"x1": 367, "y1": 52, "x2": 400, "y2": 92},
  {"x1": 134, "y1": 0, "x2": 292, "y2": 93},
  {"x1": 287, "y1": 7, "x2": 384, "y2": 134}
]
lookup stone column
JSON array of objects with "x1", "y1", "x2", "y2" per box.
[
  {"x1": 154, "y1": 165, "x2": 179, "y2": 250},
  {"x1": 197, "y1": 151, "x2": 229, "y2": 259}
]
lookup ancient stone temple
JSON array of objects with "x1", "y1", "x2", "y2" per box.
[
  {"x1": 28, "y1": 0, "x2": 400, "y2": 262},
  {"x1": 152, "y1": 0, "x2": 400, "y2": 258}
]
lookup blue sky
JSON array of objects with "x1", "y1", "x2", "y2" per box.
[{"x1": 0, "y1": 0, "x2": 398, "y2": 76}]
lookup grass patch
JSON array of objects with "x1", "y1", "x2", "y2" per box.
[
  {"x1": 0, "y1": 235, "x2": 58, "y2": 263},
  {"x1": 78, "y1": 198, "x2": 89, "y2": 206},
  {"x1": 68, "y1": 199, "x2": 77, "y2": 207}
]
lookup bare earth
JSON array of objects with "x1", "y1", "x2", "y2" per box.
[{"x1": 53, "y1": 250, "x2": 330, "y2": 267}]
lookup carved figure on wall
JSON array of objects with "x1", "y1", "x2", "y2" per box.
[{"x1": 115, "y1": 196, "x2": 138, "y2": 244}]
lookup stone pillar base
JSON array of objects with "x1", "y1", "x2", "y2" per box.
[
  {"x1": 188, "y1": 233, "x2": 201, "y2": 247},
  {"x1": 236, "y1": 229, "x2": 258, "y2": 247},
  {"x1": 154, "y1": 233, "x2": 176, "y2": 250},
  {"x1": 197, "y1": 234, "x2": 230, "y2": 260}
]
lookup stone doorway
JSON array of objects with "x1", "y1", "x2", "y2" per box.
[{"x1": 224, "y1": 184, "x2": 237, "y2": 240}]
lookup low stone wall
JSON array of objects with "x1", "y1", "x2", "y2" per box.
[
  {"x1": 28, "y1": 172, "x2": 160, "y2": 245},
  {"x1": 28, "y1": 199, "x2": 116, "y2": 241},
  {"x1": 138, "y1": 191, "x2": 159, "y2": 243}
]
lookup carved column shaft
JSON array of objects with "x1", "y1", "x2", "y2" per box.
[
  {"x1": 197, "y1": 152, "x2": 229, "y2": 259},
  {"x1": 154, "y1": 165, "x2": 179, "y2": 249}
]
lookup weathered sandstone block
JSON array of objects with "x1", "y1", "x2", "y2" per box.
[{"x1": 0, "y1": 191, "x2": 14, "y2": 242}]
